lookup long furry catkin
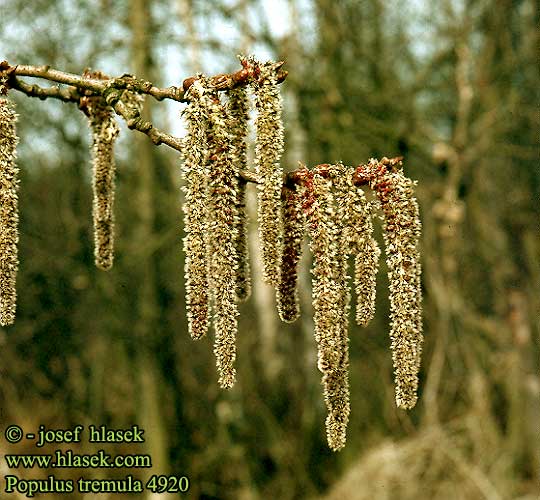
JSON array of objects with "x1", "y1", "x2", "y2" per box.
[
  {"x1": 0, "y1": 98, "x2": 19, "y2": 326},
  {"x1": 303, "y1": 171, "x2": 350, "y2": 451},
  {"x1": 253, "y1": 60, "x2": 284, "y2": 287},
  {"x1": 276, "y1": 184, "x2": 304, "y2": 322},
  {"x1": 330, "y1": 163, "x2": 380, "y2": 326},
  {"x1": 182, "y1": 80, "x2": 212, "y2": 340},
  {"x1": 356, "y1": 159, "x2": 423, "y2": 409},
  {"x1": 227, "y1": 87, "x2": 251, "y2": 301},
  {"x1": 87, "y1": 100, "x2": 120, "y2": 271},
  {"x1": 203, "y1": 81, "x2": 240, "y2": 389}
]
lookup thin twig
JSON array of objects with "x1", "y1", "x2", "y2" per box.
[{"x1": 6, "y1": 60, "x2": 287, "y2": 104}]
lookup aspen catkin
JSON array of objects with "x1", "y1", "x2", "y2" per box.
[
  {"x1": 182, "y1": 80, "x2": 211, "y2": 340},
  {"x1": 88, "y1": 101, "x2": 120, "y2": 271},
  {"x1": 253, "y1": 60, "x2": 284, "y2": 287},
  {"x1": 330, "y1": 163, "x2": 380, "y2": 326},
  {"x1": 227, "y1": 87, "x2": 251, "y2": 301},
  {"x1": 303, "y1": 172, "x2": 351, "y2": 451},
  {"x1": 203, "y1": 82, "x2": 240, "y2": 389},
  {"x1": 356, "y1": 159, "x2": 423, "y2": 409},
  {"x1": 276, "y1": 184, "x2": 304, "y2": 322},
  {"x1": 0, "y1": 98, "x2": 19, "y2": 326}
]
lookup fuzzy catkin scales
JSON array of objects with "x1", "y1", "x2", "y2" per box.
[
  {"x1": 254, "y1": 62, "x2": 284, "y2": 287},
  {"x1": 88, "y1": 107, "x2": 119, "y2": 271},
  {"x1": 303, "y1": 173, "x2": 351, "y2": 451},
  {"x1": 227, "y1": 88, "x2": 251, "y2": 302},
  {"x1": 330, "y1": 163, "x2": 380, "y2": 326},
  {"x1": 360, "y1": 160, "x2": 423, "y2": 409},
  {"x1": 183, "y1": 79, "x2": 240, "y2": 389},
  {"x1": 182, "y1": 80, "x2": 212, "y2": 341},
  {"x1": 0, "y1": 98, "x2": 19, "y2": 326}
]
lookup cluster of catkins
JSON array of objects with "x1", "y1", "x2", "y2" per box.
[
  {"x1": 0, "y1": 74, "x2": 144, "y2": 327},
  {"x1": 181, "y1": 58, "x2": 423, "y2": 451},
  {"x1": 0, "y1": 59, "x2": 423, "y2": 452},
  {"x1": 181, "y1": 58, "x2": 286, "y2": 390}
]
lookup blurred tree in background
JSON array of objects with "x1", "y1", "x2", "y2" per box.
[{"x1": 0, "y1": 0, "x2": 538, "y2": 499}]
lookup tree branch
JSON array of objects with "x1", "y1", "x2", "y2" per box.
[
  {"x1": 4, "y1": 59, "x2": 288, "y2": 104},
  {"x1": 9, "y1": 76, "x2": 81, "y2": 103},
  {"x1": 1, "y1": 60, "x2": 403, "y2": 186}
]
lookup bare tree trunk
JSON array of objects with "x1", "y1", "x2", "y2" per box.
[
  {"x1": 130, "y1": 1, "x2": 172, "y2": 498},
  {"x1": 177, "y1": 0, "x2": 201, "y2": 73}
]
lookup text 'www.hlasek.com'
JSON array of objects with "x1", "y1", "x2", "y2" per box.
[{"x1": 2, "y1": 424, "x2": 190, "y2": 497}]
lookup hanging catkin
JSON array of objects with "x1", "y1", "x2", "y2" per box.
[
  {"x1": 253, "y1": 60, "x2": 284, "y2": 287},
  {"x1": 203, "y1": 81, "x2": 240, "y2": 389},
  {"x1": 87, "y1": 98, "x2": 120, "y2": 271},
  {"x1": 182, "y1": 80, "x2": 212, "y2": 340},
  {"x1": 302, "y1": 171, "x2": 350, "y2": 451},
  {"x1": 356, "y1": 159, "x2": 423, "y2": 409},
  {"x1": 226, "y1": 87, "x2": 251, "y2": 301},
  {"x1": 276, "y1": 184, "x2": 304, "y2": 322},
  {"x1": 0, "y1": 98, "x2": 19, "y2": 326},
  {"x1": 330, "y1": 163, "x2": 380, "y2": 326}
]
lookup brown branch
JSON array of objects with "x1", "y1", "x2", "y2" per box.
[
  {"x1": 5, "y1": 59, "x2": 288, "y2": 104},
  {"x1": 9, "y1": 76, "x2": 81, "y2": 103},
  {"x1": 9, "y1": 64, "x2": 186, "y2": 102},
  {"x1": 2, "y1": 60, "x2": 405, "y2": 187}
]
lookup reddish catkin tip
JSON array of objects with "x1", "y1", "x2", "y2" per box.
[{"x1": 0, "y1": 98, "x2": 20, "y2": 326}]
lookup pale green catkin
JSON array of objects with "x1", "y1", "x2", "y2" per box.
[
  {"x1": 253, "y1": 61, "x2": 284, "y2": 287},
  {"x1": 227, "y1": 87, "x2": 251, "y2": 301},
  {"x1": 88, "y1": 104, "x2": 120, "y2": 271},
  {"x1": 203, "y1": 81, "x2": 240, "y2": 389},
  {"x1": 276, "y1": 184, "x2": 304, "y2": 322},
  {"x1": 303, "y1": 173, "x2": 350, "y2": 451},
  {"x1": 182, "y1": 80, "x2": 212, "y2": 340},
  {"x1": 368, "y1": 160, "x2": 423, "y2": 409},
  {"x1": 0, "y1": 98, "x2": 19, "y2": 326},
  {"x1": 330, "y1": 163, "x2": 380, "y2": 326}
]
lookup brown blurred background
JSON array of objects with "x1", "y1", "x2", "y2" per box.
[{"x1": 0, "y1": 0, "x2": 538, "y2": 498}]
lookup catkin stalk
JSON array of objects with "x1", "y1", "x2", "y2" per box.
[{"x1": 0, "y1": 98, "x2": 19, "y2": 326}]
